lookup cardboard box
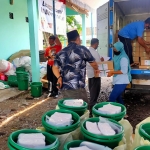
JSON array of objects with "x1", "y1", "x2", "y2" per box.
[
  {"x1": 141, "y1": 60, "x2": 150, "y2": 65},
  {"x1": 144, "y1": 37, "x2": 150, "y2": 41},
  {"x1": 140, "y1": 51, "x2": 150, "y2": 57},
  {"x1": 132, "y1": 42, "x2": 139, "y2": 47},
  {"x1": 139, "y1": 66, "x2": 150, "y2": 69},
  {"x1": 133, "y1": 57, "x2": 139, "y2": 62},
  {"x1": 95, "y1": 69, "x2": 114, "y2": 77},
  {"x1": 144, "y1": 30, "x2": 150, "y2": 37},
  {"x1": 97, "y1": 61, "x2": 114, "y2": 70},
  {"x1": 133, "y1": 46, "x2": 140, "y2": 52},
  {"x1": 140, "y1": 46, "x2": 146, "y2": 52},
  {"x1": 132, "y1": 51, "x2": 139, "y2": 57},
  {"x1": 132, "y1": 39, "x2": 139, "y2": 46},
  {"x1": 140, "y1": 57, "x2": 150, "y2": 60}
]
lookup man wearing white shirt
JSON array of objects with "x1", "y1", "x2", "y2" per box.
[{"x1": 86, "y1": 38, "x2": 104, "y2": 116}]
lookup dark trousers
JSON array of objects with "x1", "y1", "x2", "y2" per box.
[
  {"x1": 61, "y1": 88, "x2": 88, "y2": 103},
  {"x1": 118, "y1": 35, "x2": 133, "y2": 64},
  {"x1": 109, "y1": 84, "x2": 127, "y2": 104},
  {"x1": 88, "y1": 77, "x2": 101, "y2": 113},
  {"x1": 47, "y1": 64, "x2": 58, "y2": 95}
]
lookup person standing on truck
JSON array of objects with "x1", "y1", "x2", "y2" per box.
[
  {"x1": 52, "y1": 30, "x2": 99, "y2": 104},
  {"x1": 108, "y1": 41, "x2": 131, "y2": 105},
  {"x1": 118, "y1": 18, "x2": 150, "y2": 65},
  {"x1": 86, "y1": 38, "x2": 104, "y2": 116},
  {"x1": 45, "y1": 35, "x2": 62, "y2": 98}
]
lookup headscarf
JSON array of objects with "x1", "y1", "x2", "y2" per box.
[{"x1": 113, "y1": 41, "x2": 131, "y2": 81}]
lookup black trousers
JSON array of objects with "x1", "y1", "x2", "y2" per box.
[
  {"x1": 47, "y1": 64, "x2": 58, "y2": 95},
  {"x1": 88, "y1": 77, "x2": 101, "y2": 113},
  {"x1": 118, "y1": 35, "x2": 133, "y2": 64}
]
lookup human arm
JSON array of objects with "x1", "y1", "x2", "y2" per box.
[
  {"x1": 137, "y1": 37, "x2": 150, "y2": 52},
  {"x1": 108, "y1": 58, "x2": 128, "y2": 77},
  {"x1": 52, "y1": 55, "x2": 62, "y2": 89},
  {"x1": 52, "y1": 65, "x2": 62, "y2": 89},
  {"x1": 143, "y1": 39, "x2": 150, "y2": 45},
  {"x1": 137, "y1": 23, "x2": 150, "y2": 52},
  {"x1": 55, "y1": 36, "x2": 62, "y2": 46}
]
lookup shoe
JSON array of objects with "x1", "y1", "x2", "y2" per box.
[
  {"x1": 53, "y1": 95, "x2": 58, "y2": 98},
  {"x1": 47, "y1": 92, "x2": 54, "y2": 97}
]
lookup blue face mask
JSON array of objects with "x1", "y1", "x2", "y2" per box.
[{"x1": 114, "y1": 51, "x2": 121, "y2": 55}]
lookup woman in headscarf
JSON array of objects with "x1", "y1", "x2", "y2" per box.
[{"x1": 108, "y1": 41, "x2": 131, "y2": 105}]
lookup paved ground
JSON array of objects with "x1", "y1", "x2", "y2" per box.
[{"x1": 0, "y1": 88, "x2": 28, "y2": 102}]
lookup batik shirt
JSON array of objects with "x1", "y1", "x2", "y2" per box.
[{"x1": 54, "y1": 42, "x2": 95, "y2": 90}]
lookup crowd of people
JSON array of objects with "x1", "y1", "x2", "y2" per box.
[{"x1": 44, "y1": 17, "x2": 150, "y2": 117}]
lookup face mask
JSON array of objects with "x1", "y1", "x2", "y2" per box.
[{"x1": 114, "y1": 51, "x2": 121, "y2": 55}]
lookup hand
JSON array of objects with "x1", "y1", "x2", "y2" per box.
[
  {"x1": 57, "y1": 77, "x2": 62, "y2": 89},
  {"x1": 145, "y1": 47, "x2": 150, "y2": 54},
  {"x1": 94, "y1": 70, "x2": 100, "y2": 74},
  {"x1": 100, "y1": 57, "x2": 104, "y2": 61},
  {"x1": 94, "y1": 70, "x2": 100, "y2": 77},
  {"x1": 107, "y1": 71, "x2": 114, "y2": 77}
]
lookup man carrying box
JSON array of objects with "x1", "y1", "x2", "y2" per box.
[
  {"x1": 86, "y1": 38, "x2": 104, "y2": 117},
  {"x1": 118, "y1": 18, "x2": 150, "y2": 66}
]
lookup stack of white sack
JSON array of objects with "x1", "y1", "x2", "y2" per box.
[
  {"x1": 12, "y1": 58, "x2": 20, "y2": 68},
  {"x1": 98, "y1": 104, "x2": 121, "y2": 115},
  {"x1": 98, "y1": 122, "x2": 115, "y2": 135},
  {"x1": 86, "y1": 117, "x2": 122, "y2": 136},
  {"x1": 40, "y1": 62, "x2": 47, "y2": 79},
  {"x1": 0, "y1": 60, "x2": 16, "y2": 75},
  {"x1": 12, "y1": 56, "x2": 47, "y2": 79},
  {"x1": 46, "y1": 112, "x2": 73, "y2": 127},
  {"x1": 17, "y1": 133, "x2": 46, "y2": 148},
  {"x1": 19, "y1": 56, "x2": 31, "y2": 67},
  {"x1": 63, "y1": 99, "x2": 84, "y2": 107},
  {"x1": 69, "y1": 141, "x2": 112, "y2": 150},
  {"x1": 86, "y1": 122, "x2": 101, "y2": 135}
]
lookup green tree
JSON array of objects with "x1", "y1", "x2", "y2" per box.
[{"x1": 58, "y1": 15, "x2": 82, "y2": 41}]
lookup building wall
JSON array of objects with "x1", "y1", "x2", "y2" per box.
[{"x1": 0, "y1": 0, "x2": 30, "y2": 60}]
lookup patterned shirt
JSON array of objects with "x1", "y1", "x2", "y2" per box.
[{"x1": 54, "y1": 42, "x2": 95, "y2": 90}]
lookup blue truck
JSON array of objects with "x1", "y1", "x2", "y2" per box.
[{"x1": 97, "y1": 0, "x2": 150, "y2": 90}]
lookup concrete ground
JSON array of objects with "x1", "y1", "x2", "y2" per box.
[{"x1": 0, "y1": 88, "x2": 28, "y2": 102}]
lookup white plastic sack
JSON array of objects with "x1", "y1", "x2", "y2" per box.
[
  {"x1": 18, "y1": 133, "x2": 45, "y2": 140},
  {"x1": 19, "y1": 56, "x2": 31, "y2": 67},
  {"x1": 86, "y1": 121, "x2": 101, "y2": 135},
  {"x1": 0, "y1": 82, "x2": 7, "y2": 89},
  {"x1": 63, "y1": 99, "x2": 84, "y2": 107},
  {"x1": 56, "y1": 105, "x2": 90, "y2": 125},
  {"x1": 17, "y1": 138, "x2": 45, "y2": 148},
  {"x1": 12, "y1": 58, "x2": 20, "y2": 68},
  {"x1": 70, "y1": 146, "x2": 92, "y2": 150},
  {"x1": 0, "y1": 60, "x2": 16, "y2": 75},
  {"x1": 98, "y1": 122, "x2": 115, "y2": 136},
  {"x1": 98, "y1": 104, "x2": 121, "y2": 115},
  {"x1": 80, "y1": 141, "x2": 112, "y2": 150},
  {"x1": 55, "y1": 127, "x2": 82, "y2": 150},
  {"x1": 99, "y1": 117, "x2": 122, "y2": 134},
  {"x1": 46, "y1": 112, "x2": 73, "y2": 127},
  {"x1": 113, "y1": 137, "x2": 127, "y2": 150},
  {"x1": 40, "y1": 62, "x2": 47, "y2": 79},
  {"x1": 119, "y1": 119, "x2": 133, "y2": 150},
  {"x1": 132, "y1": 117, "x2": 150, "y2": 150}
]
